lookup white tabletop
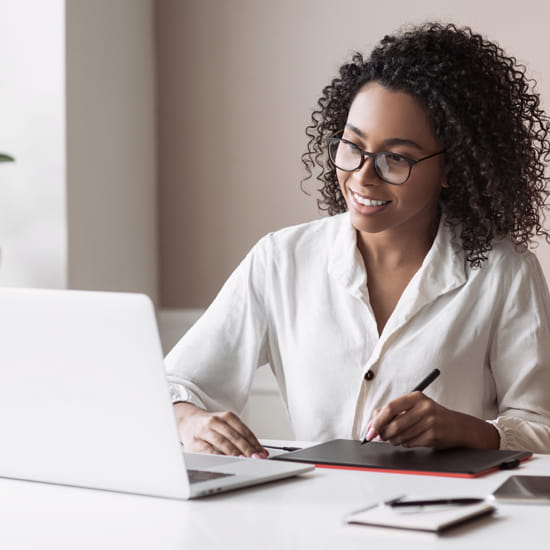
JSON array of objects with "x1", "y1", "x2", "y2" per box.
[{"x1": 1, "y1": 447, "x2": 549, "y2": 549}]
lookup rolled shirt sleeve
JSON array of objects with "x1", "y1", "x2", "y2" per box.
[
  {"x1": 165, "y1": 237, "x2": 269, "y2": 415},
  {"x1": 487, "y1": 252, "x2": 550, "y2": 452}
]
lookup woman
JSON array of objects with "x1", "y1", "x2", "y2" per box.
[{"x1": 166, "y1": 23, "x2": 550, "y2": 457}]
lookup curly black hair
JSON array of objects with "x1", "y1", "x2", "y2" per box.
[{"x1": 301, "y1": 22, "x2": 550, "y2": 266}]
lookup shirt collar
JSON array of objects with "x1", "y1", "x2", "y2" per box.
[
  {"x1": 398, "y1": 214, "x2": 467, "y2": 323},
  {"x1": 327, "y1": 213, "x2": 368, "y2": 301},
  {"x1": 327, "y1": 212, "x2": 467, "y2": 307}
]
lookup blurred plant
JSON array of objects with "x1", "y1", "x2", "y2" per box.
[{"x1": 0, "y1": 153, "x2": 14, "y2": 162}]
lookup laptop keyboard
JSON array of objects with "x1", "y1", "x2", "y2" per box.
[{"x1": 187, "y1": 469, "x2": 235, "y2": 484}]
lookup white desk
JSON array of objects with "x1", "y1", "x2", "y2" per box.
[{"x1": 0, "y1": 450, "x2": 548, "y2": 549}]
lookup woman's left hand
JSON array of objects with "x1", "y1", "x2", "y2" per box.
[{"x1": 365, "y1": 391, "x2": 500, "y2": 449}]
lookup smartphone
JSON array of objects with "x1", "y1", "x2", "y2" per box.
[{"x1": 490, "y1": 475, "x2": 550, "y2": 504}]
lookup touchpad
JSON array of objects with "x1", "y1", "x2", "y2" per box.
[{"x1": 184, "y1": 452, "x2": 244, "y2": 470}]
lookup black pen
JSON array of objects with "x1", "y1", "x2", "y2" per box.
[
  {"x1": 360, "y1": 368, "x2": 441, "y2": 445},
  {"x1": 262, "y1": 445, "x2": 302, "y2": 452},
  {"x1": 411, "y1": 368, "x2": 441, "y2": 392},
  {"x1": 388, "y1": 497, "x2": 484, "y2": 508}
]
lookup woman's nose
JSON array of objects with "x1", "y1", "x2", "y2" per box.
[{"x1": 353, "y1": 156, "x2": 381, "y2": 186}]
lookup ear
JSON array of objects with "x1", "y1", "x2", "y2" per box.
[{"x1": 440, "y1": 162, "x2": 450, "y2": 188}]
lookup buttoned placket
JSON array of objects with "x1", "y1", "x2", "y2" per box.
[{"x1": 327, "y1": 214, "x2": 467, "y2": 440}]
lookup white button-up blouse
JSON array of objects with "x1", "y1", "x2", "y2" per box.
[{"x1": 165, "y1": 213, "x2": 550, "y2": 453}]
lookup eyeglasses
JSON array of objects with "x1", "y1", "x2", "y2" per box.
[{"x1": 326, "y1": 137, "x2": 445, "y2": 185}]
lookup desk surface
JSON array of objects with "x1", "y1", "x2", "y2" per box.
[{"x1": 1, "y1": 444, "x2": 549, "y2": 549}]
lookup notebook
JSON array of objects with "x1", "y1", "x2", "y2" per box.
[
  {"x1": 0, "y1": 288, "x2": 312, "y2": 499},
  {"x1": 345, "y1": 499, "x2": 495, "y2": 533},
  {"x1": 272, "y1": 438, "x2": 531, "y2": 478}
]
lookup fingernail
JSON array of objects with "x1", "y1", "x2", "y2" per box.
[
  {"x1": 366, "y1": 427, "x2": 377, "y2": 442},
  {"x1": 375, "y1": 435, "x2": 382, "y2": 442},
  {"x1": 251, "y1": 453, "x2": 261, "y2": 459}
]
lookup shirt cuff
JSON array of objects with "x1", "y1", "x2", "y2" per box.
[
  {"x1": 486, "y1": 416, "x2": 550, "y2": 452},
  {"x1": 486, "y1": 419, "x2": 506, "y2": 450},
  {"x1": 168, "y1": 382, "x2": 205, "y2": 409}
]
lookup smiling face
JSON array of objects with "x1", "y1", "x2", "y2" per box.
[{"x1": 338, "y1": 82, "x2": 446, "y2": 243}]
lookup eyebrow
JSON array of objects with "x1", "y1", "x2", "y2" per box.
[{"x1": 344, "y1": 123, "x2": 424, "y2": 151}]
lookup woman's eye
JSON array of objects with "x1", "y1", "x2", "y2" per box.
[
  {"x1": 342, "y1": 140, "x2": 361, "y2": 151},
  {"x1": 386, "y1": 153, "x2": 409, "y2": 163}
]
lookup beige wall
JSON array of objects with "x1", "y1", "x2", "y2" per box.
[
  {"x1": 67, "y1": 0, "x2": 158, "y2": 301},
  {"x1": 155, "y1": 0, "x2": 550, "y2": 307}
]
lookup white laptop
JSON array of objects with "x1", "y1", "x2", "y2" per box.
[{"x1": 0, "y1": 288, "x2": 312, "y2": 499}]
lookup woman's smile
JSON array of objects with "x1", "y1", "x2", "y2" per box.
[{"x1": 349, "y1": 189, "x2": 391, "y2": 213}]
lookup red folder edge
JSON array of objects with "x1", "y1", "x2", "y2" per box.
[{"x1": 313, "y1": 454, "x2": 532, "y2": 479}]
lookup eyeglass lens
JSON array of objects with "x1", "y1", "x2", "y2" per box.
[{"x1": 329, "y1": 139, "x2": 411, "y2": 184}]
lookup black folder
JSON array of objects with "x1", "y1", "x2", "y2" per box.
[{"x1": 271, "y1": 439, "x2": 532, "y2": 478}]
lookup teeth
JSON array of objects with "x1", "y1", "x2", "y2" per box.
[{"x1": 353, "y1": 192, "x2": 389, "y2": 207}]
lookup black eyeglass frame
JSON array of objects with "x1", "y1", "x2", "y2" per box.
[{"x1": 326, "y1": 136, "x2": 446, "y2": 185}]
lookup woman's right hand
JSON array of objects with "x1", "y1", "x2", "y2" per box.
[{"x1": 174, "y1": 402, "x2": 268, "y2": 458}]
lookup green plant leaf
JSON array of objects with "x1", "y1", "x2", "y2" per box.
[{"x1": 0, "y1": 153, "x2": 15, "y2": 162}]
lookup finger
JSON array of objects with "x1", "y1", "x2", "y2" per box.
[
  {"x1": 390, "y1": 404, "x2": 457, "y2": 449},
  {"x1": 205, "y1": 419, "x2": 253, "y2": 456},
  {"x1": 363, "y1": 413, "x2": 382, "y2": 442},
  {"x1": 379, "y1": 403, "x2": 428, "y2": 442},
  {"x1": 220, "y1": 412, "x2": 266, "y2": 454},
  {"x1": 371, "y1": 395, "x2": 418, "y2": 435},
  {"x1": 188, "y1": 413, "x2": 246, "y2": 456},
  {"x1": 385, "y1": 416, "x2": 427, "y2": 446},
  {"x1": 375, "y1": 394, "x2": 433, "y2": 440},
  {"x1": 208, "y1": 415, "x2": 265, "y2": 457},
  {"x1": 186, "y1": 437, "x2": 225, "y2": 455},
  {"x1": 394, "y1": 426, "x2": 441, "y2": 448},
  {"x1": 383, "y1": 397, "x2": 443, "y2": 446}
]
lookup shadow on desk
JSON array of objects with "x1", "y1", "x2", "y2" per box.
[
  {"x1": 197, "y1": 469, "x2": 319, "y2": 501},
  {"x1": 439, "y1": 513, "x2": 505, "y2": 538}
]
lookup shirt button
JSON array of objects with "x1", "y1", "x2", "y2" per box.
[{"x1": 364, "y1": 370, "x2": 374, "y2": 381}]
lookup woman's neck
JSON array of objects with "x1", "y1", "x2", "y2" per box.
[{"x1": 357, "y1": 215, "x2": 439, "y2": 271}]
